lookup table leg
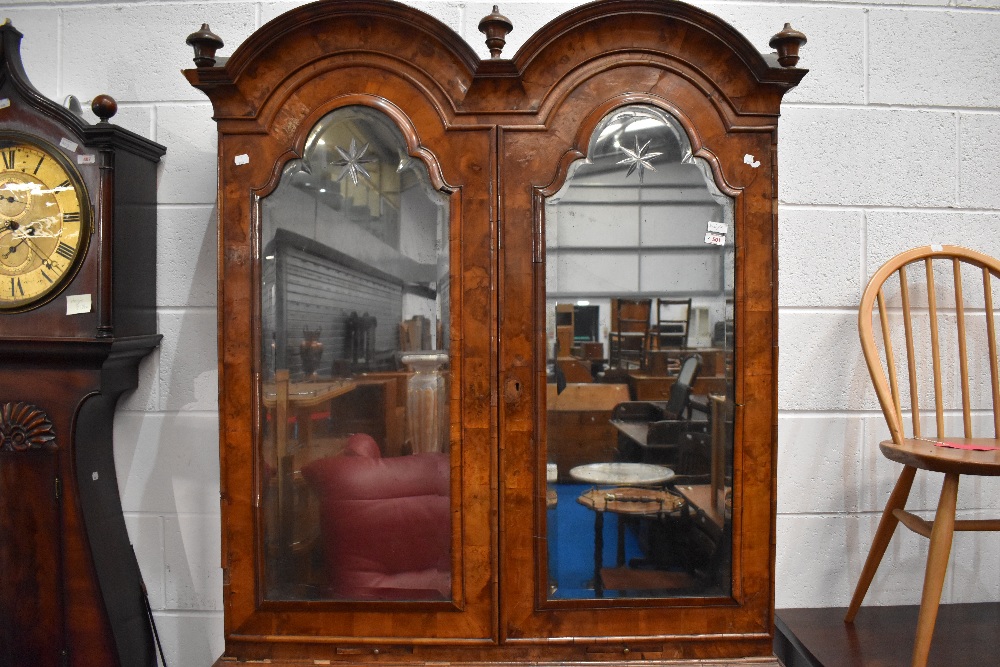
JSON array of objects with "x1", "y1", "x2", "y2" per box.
[
  {"x1": 617, "y1": 516, "x2": 626, "y2": 567},
  {"x1": 594, "y1": 511, "x2": 604, "y2": 598}
]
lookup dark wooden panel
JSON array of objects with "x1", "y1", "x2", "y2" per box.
[
  {"x1": 0, "y1": 449, "x2": 63, "y2": 667},
  {"x1": 775, "y1": 604, "x2": 1000, "y2": 667}
]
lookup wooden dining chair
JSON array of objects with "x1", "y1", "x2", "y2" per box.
[
  {"x1": 846, "y1": 244, "x2": 1000, "y2": 666},
  {"x1": 609, "y1": 297, "x2": 652, "y2": 369}
]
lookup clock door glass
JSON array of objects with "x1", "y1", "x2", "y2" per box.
[
  {"x1": 259, "y1": 106, "x2": 452, "y2": 602},
  {"x1": 543, "y1": 105, "x2": 734, "y2": 601},
  {"x1": 0, "y1": 138, "x2": 87, "y2": 310}
]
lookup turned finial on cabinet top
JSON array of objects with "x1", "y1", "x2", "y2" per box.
[
  {"x1": 186, "y1": 23, "x2": 224, "y2": 67},
  {"x1": 769, "y1": 23, "x2": 807, "y2": 67},
  {"x1": 479, "y1": 5, "x2": 513, "y2": 59}
]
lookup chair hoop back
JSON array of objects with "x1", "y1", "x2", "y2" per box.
[{"x1": 858, "y1": 244, "x2": 1000, "y2": 446}]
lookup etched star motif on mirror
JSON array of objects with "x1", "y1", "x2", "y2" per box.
[
  {"x1": 331, "y1": 138, "x2": 376, "y2": 186},
  {"x1": 617, "y1": 136, "x2": 662, "y2": 183}
]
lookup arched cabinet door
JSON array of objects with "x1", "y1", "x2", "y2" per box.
[
  {"x1": 185, "y1": 0, "x2": 805, "y2": 663},
  {"x1": 185, "y1": 3, "x2": 497, "y2": 656},
  {"x1": 497, "y1": 4, "x2": 803, "y2": 654}
]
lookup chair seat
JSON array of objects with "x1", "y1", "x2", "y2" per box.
[{"x1": 880, "y1": 438, "x2": 1000, "y2": 476}]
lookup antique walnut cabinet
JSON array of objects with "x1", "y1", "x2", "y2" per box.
[{"x1": 184, "y1": 1, "x2": 807, "y2": 664}]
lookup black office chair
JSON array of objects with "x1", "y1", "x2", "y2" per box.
[
  {"x1": 612, "y1": 354, "x2": 706, "y2": 464},
  {"x1": 661, "y1": 354, "x2": 701, "y2": 420}
]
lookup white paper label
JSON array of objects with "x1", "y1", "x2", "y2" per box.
[
  {"x1": 77, "y1": 154, "x2": 96, "y2": 165},
  {"x1": 66, "y1": 293, "x2": 92, "y2": 315},
  {"x1": 743, "y1": 153, "x2": 760, "y2": 168},
  {"x1": 931, "y1": 244, "x2": 944, "y2": 252},
  {"x1": 707, "y1": 221, "x2": 728, "y2": 234},
  {"x1": 59, "y1": 137, "x2": 78, "y2": 152},
  {"x1": 705, "y1": 232, "x2": 726, "y2": 246},
  {"x1": 234, "y1": 153, "x2": 250, "y2": 165},
  {"x1": 0, "y1": 98, "x2": 9, "y2": 110},
  {"x1": 92, "y1": 471, "x2": 99, "y2": 481}
]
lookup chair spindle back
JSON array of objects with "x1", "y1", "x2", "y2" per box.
[{"x1": 859, "y1": 245, "x2": 1000, "y2": 446}]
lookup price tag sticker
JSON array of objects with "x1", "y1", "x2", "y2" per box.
[
  {"x1": 707, "y1": 221, "x2": 728, "y2": 234},
  {"x1": 705, "y1": 232, "x2": 726, "y2": 246},
  {"x1": 77, "y1": 154, "x2": 96, "y2": 165},
  {"x1": 59, "y1": 137, "x2": 78, "y2": 152},
  {"x1": 234, "y1": 153, "x2": 250, "y2": 166},
  {"x1": 66, "y1": 293, "x2": 92, "y2": 315}
]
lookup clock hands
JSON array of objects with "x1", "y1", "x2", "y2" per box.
[
  {"x1": 2, "y1": 237, "x2": 26, "y2": 260},
  {"x1": 21, "y1": 234, "x2": 56, "y2": 270},
  {"x1": 1, "y1": 222, "x2": 59, "y2": 268}
]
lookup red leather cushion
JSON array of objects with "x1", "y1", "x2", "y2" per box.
[{"x1": 302, "y1": 436, "x2": 451, "y2": 600}]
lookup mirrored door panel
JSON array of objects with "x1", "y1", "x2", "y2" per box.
[
  {"x1": 543, "y1": 105, "x2": 734, "y2": 602},
  {"x1": 258, "y1": 105, "x2": 452, "y2": 602}
]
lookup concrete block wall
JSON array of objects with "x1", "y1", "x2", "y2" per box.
[{"x1": 2, "y1": 0, "x2": 997, "y2": 663}]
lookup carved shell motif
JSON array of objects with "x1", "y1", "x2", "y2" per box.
[{"x1": 0, "y1": 402, "x2": 57, "y2": 452}]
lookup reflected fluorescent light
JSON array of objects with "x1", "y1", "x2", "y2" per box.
[
  {"x1": 317, "y1": 139, "x2": 326, "y2": 145},
  {"x1": 626, "y1": 118, "x2": 662, "y2": 132},
  {"x1": 265, "y1": 255, "x2": 274, "y2": 260},
  {"x1": 319, "y1": 188, "x2": 327, "y2": 193},
  {"x1": 576, "y1": 300, "x2": 590, "y2": 306},
  {"x1": 597, "y1": 122, "x2": 622, "y2": 140}
]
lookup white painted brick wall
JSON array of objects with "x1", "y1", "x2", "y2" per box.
[{"x1": 2, "y1": 0, "x2": 998, "y2": 663}]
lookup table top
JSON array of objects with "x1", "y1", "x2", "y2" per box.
[
  {"x1": 261, "y1": 378, "x2": 358, "y2": 408},
  {"x1": 673, "y1": 484, "x2": 728, "y2": 528},
  {"x1": 576, "y1": 487, "x2": 685, "y2": 515},
  {"x1": 568, "y1": 462, "x2": 675, "y2": 486},
  {"x1": 610, "y1": 420, "x2": 652, "y2": 447}
]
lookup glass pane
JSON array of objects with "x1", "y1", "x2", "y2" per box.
[
  {"x1": 545, "y1": 105, "x2": 733, "y2": 600},
  {"x1": 259, "y1": 106, "x2": 451, "y2": 601}
]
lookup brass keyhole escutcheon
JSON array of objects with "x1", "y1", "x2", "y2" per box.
[{"x1": 504, "y1": 377, "x2": 522, "y2": 403}]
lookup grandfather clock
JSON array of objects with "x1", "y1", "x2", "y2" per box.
[{"x1": 0, "y1": 21, "x2": 165, "y2": 667}]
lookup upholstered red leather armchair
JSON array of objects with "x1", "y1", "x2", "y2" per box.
[{"x1": 302, "y1": 434, "x2": 451, "y2": 600}]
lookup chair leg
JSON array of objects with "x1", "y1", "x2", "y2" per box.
[
  {"x1": 910, "y1": 472, "x2": 959, "y2": 667},
  {"x1": 845, "y1": 465, "x2": 916, "y2": 622}
]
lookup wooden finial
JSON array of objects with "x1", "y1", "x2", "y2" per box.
[
  {"x1": 91, "y1": 94, "x2": 118, "y2": 123},
  {"x1": 769, "y1": 23, "x2": 807, "y2": 68},
  {"x1": 478, "y1": 5, "x2": 513, "y2": 59},
  {"x1": 186, "y1": 23, "x2": 224, "y2": 68}
]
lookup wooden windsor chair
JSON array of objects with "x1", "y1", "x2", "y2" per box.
[{"x1": 846, "y1": 244, "x2": 1000, "y2": 666}]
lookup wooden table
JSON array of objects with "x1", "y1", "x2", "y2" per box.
[
  {"x1": 263, "y1": 370, "x2": 359, "y2": 462},
  {"x1": 569, "y1": 463, "x2": 678, "y2": 597}
]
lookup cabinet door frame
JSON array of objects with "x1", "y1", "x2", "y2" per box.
[
  {"x1": 491, "y1": 4, "x2": 802, "y2": 657},
  {"x1": 189, "y1": 7, "x2": 499, "y2": 656}
]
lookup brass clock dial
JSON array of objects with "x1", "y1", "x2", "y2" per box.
[{"x1": 0, "y1": 135, "x2": 90, "y2": 311}]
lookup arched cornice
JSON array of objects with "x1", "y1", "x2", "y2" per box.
[
  {"x1": 495, "y1": 0, "x2": 806, "y2": 118},
  {"x1": 185, "y1": 0, "x2": 806, "y2": 122},
  {"x1": 185, "y1": 0, "x2": 481, "y2": 121}
]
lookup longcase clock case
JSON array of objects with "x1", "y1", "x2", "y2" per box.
[
  {"x1": 0, "y1": 21, "x2": 166, "y2": 667},
  {"x1": 184, "y1": 1, "x2": 807, "y2": 664}
]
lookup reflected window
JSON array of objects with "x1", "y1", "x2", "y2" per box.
[
  {"x1": 544, "y1": 105, "x2": 734, "y2": 600},
  {"x1": 258, "y1": 106, "x2": 451, "y2": 602}
]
